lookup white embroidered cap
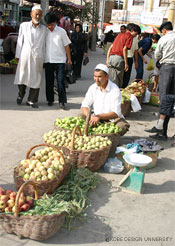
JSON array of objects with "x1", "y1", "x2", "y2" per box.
[
  {"x1": 32, "y1": 5, "x2": 42, "y2": 11},
  {"x1": 95, "y1": 63, "x2": 109, "y2": 74}
]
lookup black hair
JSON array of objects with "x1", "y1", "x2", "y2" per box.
[
  {"x1": 75, "y1": 23, "x2": 83, "y2": 33},
  {"x1": 152, "y1": 34, "x2": 160, "y2": 41},
  {"x1": 130, "y1": 24, "x2": 141, "y2": 35},
  {"x1": 120, "y1": 25, "x2": 126, "y2": 30},
  {"x1": 159, "y1": 21, "x2": 173, "y2": 32},
  {"x1": 95, "y1": 69, "x2": 108, "y2": 75},
  {"x1": 44, "y1": 12, "x2": 57, "y2": 24}
]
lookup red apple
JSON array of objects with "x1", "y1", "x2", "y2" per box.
[
  {"x1": 6, "y1": 190, "x2": 13, "y2": 195},
  {"x1": 7, "y1": 199, "x2": 15, "y2": 208},
  {"x1": 0, "y1": 195, "x2": 9, "y2": 203},
  {"x1": 0, "y1": 189, "x2": 5, "y2": 196},
  {"x1": 9, "y1": 192, "x2": 17, "y2": 200},
  {"x1": 21, "y1": 203, "x2": 30, "y2": 211},
  {"x1": 18, "y1": 198, "x2": 25, "y2": 207},
  {"x1": 27, "y1": 199, "x2": 34, "y2": 207},
  {"x1": 5, "y1": 206, "x2": 12, "y2": 213},
  {"x1": 20, "y1": 192, "x2": 25, "y2": 200}
]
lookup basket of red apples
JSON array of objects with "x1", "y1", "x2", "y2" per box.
[
  {"x1": 14, "y1": 144, "x2": 71, "y2": 197},
  {"x1": 0, "y1": 181, "x2": 66, "y2": 240}
]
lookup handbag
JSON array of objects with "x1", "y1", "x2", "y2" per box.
[
  {"x1": 83, "y1": 56, "x2": 89, "y2": 66},
  {"x1": 64, "y1": 65, "x2": 76, "y2": 84}
]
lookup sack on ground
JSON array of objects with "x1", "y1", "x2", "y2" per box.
[
  {"x1": 143, "y1": 87, "x2": 151, "y2": 103},
  {"x1": 147, "y1": 58, "x2": 155, "y2": 71},
  {"x1": 130, "y1": 94, "x2": 142, "y2": 112}
]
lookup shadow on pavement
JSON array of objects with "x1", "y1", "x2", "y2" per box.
[{"x1": 144, "y1": 180, "x2": 175, "y2": 194}]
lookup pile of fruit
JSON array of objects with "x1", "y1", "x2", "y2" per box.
[
  {"x1": 16, "y1": 147, "x2": 70, "y2": 182},
  {"x1": 0, "y1": 63, "x2": 10, "y2": 67},
  {"x1": 10, "y1": 58, "x2": 18, "y2": 65},
  {"x1": 55, "y1": 117, "x2": 121, "y2": 134},
  {"x1": 145, "y1": 77, "x2": 154, "y2": 85},
  {"x1": 43, "y1": 129, "x2": 112, "y2": 151},
  {"x1": 0, "y1": 187, "x2": 33, "y2": 213},
  {"x1": 121, "y1": 90, "x2": 131, "y2": 103},
  {"x1": 125, "y1": 81, "x2": 146, "y2": 97}
]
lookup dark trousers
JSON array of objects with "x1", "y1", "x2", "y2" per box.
[
  {"x1": 18, "y1": 85, "x2": 40, "y2": 103},
  {"x1": 123, "y1": 58, "x2": 133, "y2": 88},
  {"x1": 158, "y1": 64, "x2": 175, "y2": 102},
  {"x1": 136, "y1": 55, "x2": 143, "y2": 79},
  {"x1": 159, "y1": 94, "x2": 175, "y2": 136},
  {"x1": 45, "y1": 63, "x2": 67, "y2": 104},
  {"x1": 71, "y1": 51, "x2": 84, "y2": 77}
]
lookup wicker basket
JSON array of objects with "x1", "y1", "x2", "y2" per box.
[
  {"x1": 69, "y1": 126, "x2": 111, "y2": 171},
  {"x1": 145, "y1": 73, "x2": 155, "y2": 92},
  {"x1": 121, "y1": 101, "x2": 131, "y2": 117},
  {"x1": 14, "y1": 144, "x2": 71, "y2": 197},
  {"x1": 0, "y1": 65, "x2": 13, "y2": 74},
  {"x1": 0, "y1": 181, "x2": 66, "y2": 241}
]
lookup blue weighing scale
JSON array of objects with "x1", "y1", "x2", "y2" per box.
[{"x1": 118, "y1": 153, "x2": 152, "y2": 194}]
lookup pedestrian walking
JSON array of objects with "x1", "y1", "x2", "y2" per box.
[
  {"x1": 106, "y1": 24, "x2": 140, "y2": 88},
  {"x1": 14, "y1": 5, "x2": 47, "y2": 108},
  {"x1": 135, "y1": 33, "x2": 152, "y2": 79},
  {"x1": 145, "y1": 21, "x2": 175, "y2": 140},
  {"x1": 71, "y1": 23, "x2": 88, "y2": 79},
  {"x1": 44, "y1": 12, "x2": 72, "y2": 109},
  {"x1": 122, "y1": 23, "x2": 141, "y2": 88}
]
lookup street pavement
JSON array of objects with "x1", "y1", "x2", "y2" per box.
[{"x1": 0, "y1": 48, "x2": 175, "y2": 246}]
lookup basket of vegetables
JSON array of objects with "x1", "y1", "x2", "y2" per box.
[
  {"x1": 0, "y1": 181, "x2": 67, "y2": 241},
  {"x1": 145, "y1": 73, "x2": 155, "y2": 92},
  {"x1": 43, "y1": 126, "x2": 112, "y2": 171},
  {"x1": 13, "y1": 144, "x2": 71, "y2": 197},
  {"x1": 121, "y1": 89, "x2": 131, "y2": 117},
  {"x1": 0, "y1": 63, "x2": 13, "y2": 74},
  {"x1": 125, "y1": 79, "x2": 146, "y2": 105}
]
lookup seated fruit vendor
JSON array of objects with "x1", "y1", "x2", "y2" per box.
[{"x1": 81, "y1": 63, "x2": 124, "y2": 126}]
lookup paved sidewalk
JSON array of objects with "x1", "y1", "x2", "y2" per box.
[{"x1": 0, "y1": 48, "x2": 174, "y2": 246}]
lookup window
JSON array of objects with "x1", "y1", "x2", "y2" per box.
[
  {"x1": 114, "y1": 0, "x2": 123, "y2": 10},
  {"x1": 133, "y1": 0, "x2": 144, "y2": 6},
  {"x1": 159, "y1": 0, "x2": 170, "y2": 7}
]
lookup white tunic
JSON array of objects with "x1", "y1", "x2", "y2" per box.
[
  {"x1": 45, "y1": 26, "x2": 71, "y2": 63},
  {"x1": 14, "y1": 21, "x2": 47, "y2": 88},
  {"x1": 81, "y1": 79, "x2": 124, "y2": 118}
]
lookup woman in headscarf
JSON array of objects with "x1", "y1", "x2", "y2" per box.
[{"x1": 71, "y1": 23, "x2": 88, "y2": 79}]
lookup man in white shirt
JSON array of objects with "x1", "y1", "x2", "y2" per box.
[
  {"x1": 44, "y1": 12, "x2": 72, "y2": 109},
  {"x1": 14, "y1": 5, "x2": 46, "y2": 108},
  {"x1": 81, "y1": 64, "x2": 123, "y2": 126}
]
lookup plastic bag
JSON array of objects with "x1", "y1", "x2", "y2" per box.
[
  {"x1": 104, "y1": 157, "x2": 124, "y2": 174},
  {"x1": 147, "y1": 58, "x2": 155, "y2": 71},
  {"x1": 130, "y1": 94, "x2": 142, "y2": 112},
  {"x1": 143, "y1": 87, "x2": 151, "y2": 103}
]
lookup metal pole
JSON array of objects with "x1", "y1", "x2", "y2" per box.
[{"x1": 98, "y1": 0, "x2": 105, "y2": 39}]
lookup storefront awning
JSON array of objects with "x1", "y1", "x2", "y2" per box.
[{"x1": 23, "y1": 0, "x2": 83, "y2": 9}]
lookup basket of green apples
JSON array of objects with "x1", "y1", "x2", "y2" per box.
[{"x1": 13, "y1": 144, "x2": 71, "y2": 197}]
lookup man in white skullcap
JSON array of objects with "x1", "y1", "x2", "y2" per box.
[
  {"x1": 81, "y1": 63, "x2": 124, "y2": 126},
  {"x1": 14, "y1": 5, "x2": 47, "y2": 108}
]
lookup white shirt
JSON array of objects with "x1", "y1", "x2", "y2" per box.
[
  {"x1": 155, "y1": 31, "x2": 175, "y2": 64},
  {"x1": 127, "y1": 37, "x2": 138, "y2": 58},
  {"x1": 81, "y1": 80, "x2": 124, "y2": 118},
  {"x1": 45, "y1": 26, "x2": 71, "y2": 63}
]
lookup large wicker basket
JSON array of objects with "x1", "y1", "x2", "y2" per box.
[
  {"x1": 14, "y1": 144, "x2": 71, "y2": 197},
  {"x1": 121, "y1": 100, "x2": 131, "y2": 117},
  {"x1": 0, "y1": 181, "x2": 66, "y2": 241},
  {"x1": 69, "y1": 126, "x2": 111, "y2": 171}
]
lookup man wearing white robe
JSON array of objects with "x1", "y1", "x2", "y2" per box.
[{"x1": 14, "y1": 6, "x2": 47, "y2": 108}]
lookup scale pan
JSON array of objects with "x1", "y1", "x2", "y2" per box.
[{"x1": 123, "y1": 153, "x2": 152, "y2": 167}]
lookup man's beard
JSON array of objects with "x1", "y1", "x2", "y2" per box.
[{"x1": 32, "y1": 18, "x2": 40, "y2": 24}]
